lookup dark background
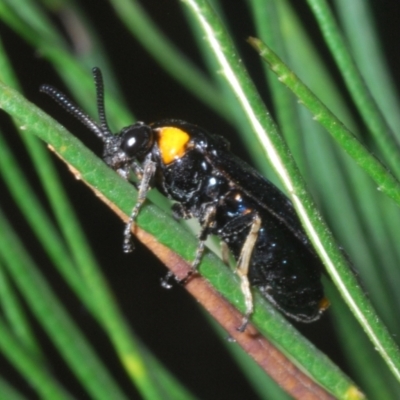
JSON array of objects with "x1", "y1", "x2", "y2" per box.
[{"x1": 1, "y1": 0, "x2": 400, "y2": 399}]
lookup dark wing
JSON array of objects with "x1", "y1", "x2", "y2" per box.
[{"x1": 204, "y1": 143, "x2": 311, "y2": 247}]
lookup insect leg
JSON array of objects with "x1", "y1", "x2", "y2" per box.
[
  {"x1": 236, "y1": 213, "x2": 262, "y2": 332},
  {"x1": 130, "y1": 161, "x2": 144, "y2": 180},
  {"x1": 220, "y1": 241, "x2": 230, "y2": 266},
  {"x1": 192, "y1": 203, "x2": 217, "y2": 270},
  {"x1": 176, "y1": 203, "x2": 217, "y2": 285},
  {"x1": 123, "y1": 157, "x2": 156, "y2": 253}
]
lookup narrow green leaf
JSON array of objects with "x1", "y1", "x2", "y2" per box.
[
  {"x1": 0, "y1": 213, "x2": 129, "y2": 400},
  {"x1": 0, "y1": 296, "x2": 74, "y2": 400},
  {"x1": 306, "y1": 0, "x2": 400, "y2": 180}
]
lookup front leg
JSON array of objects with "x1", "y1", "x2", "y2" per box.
[{"x1": 123, "y1": 156, "x2": 156, "y2": 253}]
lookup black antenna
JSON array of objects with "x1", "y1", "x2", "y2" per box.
[
  {"x1": 92, "y1": 67, "x2": 113, "y2": 138},
  {"x1": 40, "y1": 67, "x2": 112, "y2": 141}
]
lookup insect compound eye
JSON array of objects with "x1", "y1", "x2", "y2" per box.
[{"x1": 120, "y1": 124, "x2": 154, "y2": 158}]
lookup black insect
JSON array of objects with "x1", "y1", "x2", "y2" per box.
[{"x1": 41, "y1": 67, "x2": 328, "y2": 329}]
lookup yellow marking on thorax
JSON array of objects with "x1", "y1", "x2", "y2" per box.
[{"x1": 157, "y1": 127, "x2": 190, "y2": 164}]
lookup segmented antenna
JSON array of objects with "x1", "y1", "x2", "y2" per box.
[
  {"x1": 92, "y1": 67, "x2": 113, "y2": 138},
  {"x1": 40, "y1": 67, "x2": 113, "y2": 141}
]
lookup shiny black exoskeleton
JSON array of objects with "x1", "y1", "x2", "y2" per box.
[{"x1": 41, "y1": 67, "x2": 328, "y2": 327}]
